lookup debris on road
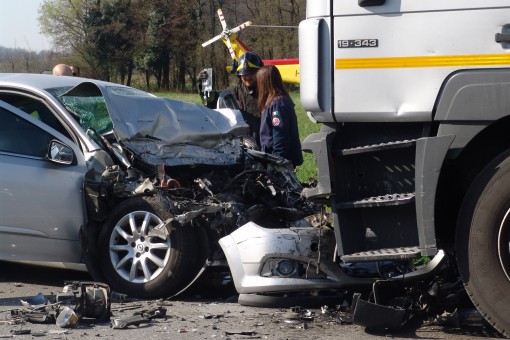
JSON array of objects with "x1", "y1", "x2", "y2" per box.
[
  {"x1": 7, "y1": 281, "x2": 111, "y2": 329},
  {"x1": 111, "y1": 315, "x2": 151, "y2": 329},
  {"x1": 1, "y1": 265, "x2": 501, "y2": 338}
]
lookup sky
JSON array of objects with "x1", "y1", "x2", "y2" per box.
[{"x1": 0, "y1": 0, "x2": 52, "y2": 51}]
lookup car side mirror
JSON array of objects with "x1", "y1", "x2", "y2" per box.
[{"x1": 47, "y1": 140, "x2": 74, "y2": 165}]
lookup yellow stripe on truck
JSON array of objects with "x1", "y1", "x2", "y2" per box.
[{"x1": 336, "y1": 54, "x2": 510, "y2": 69}]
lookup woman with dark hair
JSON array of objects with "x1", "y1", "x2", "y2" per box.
[{"x1": 257, "y1": 64, "x2": 303, "y2": 167}]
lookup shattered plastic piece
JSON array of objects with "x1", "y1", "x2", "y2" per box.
[
  {"x1": 111, "y1": 315, "x2": 150, "y2": 329},
  {"x1": 24, "y1": 311, "x2": 55, "y2": 324},
  {"x1": 134, "y1": 307, "x2": 167, "y2": 319},
  {"x1": 435, "y1": 309, "x2": 460, "y2": 328},
  {"x1": 282, "y1": 308, "x2": 315, "y2": 324},
  {"x1": 352, "y1": 294, "x2": 405, "y2": 330},
  {"x1": 225, "y1": 330, "x2": 257, "y2": 336},
  {"x1": 111, "y1": 303, "x2": 144, "y2": 313},
  {"x1": 11, "y1": 307, "x2": 57, "y2": 324},
  {"x1": 10, "y1": 329, "x2": 31, "y2": 335},
  {"x1": 301, "y1": 309, "x2": 315, "y2": 320},
  {"x1": 31, "y1": 332, "x2": 46, "y2": 337},
  {"x1": 337, "y1": 311, "x2": 354, "y2": 324},
  {"x1": 56, "y1": 306, "x2": 79, "y2": 328},
  {"x1": 202, "y1": 314, "x2": 223, "y2": 320},
  {"x1": 20, "y1": 293, "x2": 47, "y2": 308}
]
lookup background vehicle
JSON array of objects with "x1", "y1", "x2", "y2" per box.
[
  {"x1": 0, "y1": 73, "x2": 315, "y2": 299},
  {"x1": 299, "y1": 0, "x2": 510, "y2": 335}
]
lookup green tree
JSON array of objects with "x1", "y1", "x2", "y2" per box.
[
  {"x1": 40, "y1": 0, "x2": 141, "y2": 82},
  {"x1": 133, "y1": 2, "x2": 171, "y2": 90},
  {"x1": 38, "y1": 0, "x2": 305, "y2": 91}
]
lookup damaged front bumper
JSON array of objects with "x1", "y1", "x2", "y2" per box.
[{"x1": 219, "y1": 222, "x2": 372, "y2": 294}]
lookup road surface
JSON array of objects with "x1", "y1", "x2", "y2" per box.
[{"x1": 0, "y1": 261, "x2": 503, "y2": 339}]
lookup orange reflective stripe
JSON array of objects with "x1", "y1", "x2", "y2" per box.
[{"x1": 336, "y1": 54, "x2": 510, "y2": 69}]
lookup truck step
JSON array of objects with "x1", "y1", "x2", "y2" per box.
[
  {"x1": 341, "y1": 246, "x2": 421, "y2": 263},
  {"x1": 335, "y1": 192, "x2": 415, "y2": 209},
  {"x1": 340, "y1": 139, "x2": 417, "y2": 156}
]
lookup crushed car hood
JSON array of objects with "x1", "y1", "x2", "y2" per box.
[{"x1": 63, "y1": 82, "x2": 249, "y2": 166}]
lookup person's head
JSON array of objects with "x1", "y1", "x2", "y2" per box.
[
  {"x1": 257, "y1": 64, "x2": 289, "y2": 110},
  {"x1": 70, "y1": 65, "x2": 80, "y2": 77},
  {"x1": 236, "y1": 52, "x2": 264, "y2": 88},
  {"x1": 52, "y1": 64, "x2": 73, "y2": 76}
]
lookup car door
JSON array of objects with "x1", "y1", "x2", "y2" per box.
[{"x1": 0, "y1": 100, "x2": 87, "y2": 263}]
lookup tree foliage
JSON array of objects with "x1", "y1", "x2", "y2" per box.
[{"x1": 33, "y1": 0, "x2": 305, "y2": 91}]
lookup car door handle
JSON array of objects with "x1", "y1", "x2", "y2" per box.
[{"x1": 495, "y1": 33, "x2": 510, "y2": 43}]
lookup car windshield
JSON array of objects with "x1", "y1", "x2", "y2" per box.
[{"x1": 47, "y1": 86, "x2": 113, "y2": 134}]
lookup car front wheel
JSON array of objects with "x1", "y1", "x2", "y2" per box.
[{"x1": 98, "y1": 195, "x2": 198, "y2": 298}]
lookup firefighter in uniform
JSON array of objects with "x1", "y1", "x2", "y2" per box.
[{"x1": 233, "y1": 52, "x2": 264, "y2": 149}]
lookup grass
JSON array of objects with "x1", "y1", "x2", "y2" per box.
[
  {"x1": 289, "y1": 92, "x2": 321, "y2": 183},
  {"x1": 154, "y1": 92, "x2": 202, "y2": 104},
  {"x1": 154, "y1": 91, "x2": 321, "y2": 183}
]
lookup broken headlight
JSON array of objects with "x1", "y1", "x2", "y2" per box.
[{"x1": 260, "y1": 258, "x2": 326, "y2": 279}]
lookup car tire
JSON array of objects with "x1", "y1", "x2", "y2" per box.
[
  {"x1": 456, "y1": 150, "x2": 510, "y2": 336},
  {"x1": 98, "y1": 194, "x2": 199, "y2": 298}
]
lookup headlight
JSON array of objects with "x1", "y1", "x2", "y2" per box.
[
  {"x1": 260, "y1": 258, "x2": 326, "y2": 279},
  {"x1": 275, "y1": 260, "x2": 297, "y2": 276}
]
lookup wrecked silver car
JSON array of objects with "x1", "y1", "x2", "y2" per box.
[{"x1": 0, "y1": 73, "x2": 322, "y2": 298}]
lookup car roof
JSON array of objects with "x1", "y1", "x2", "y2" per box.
[{"x1": 0, "y1": 73, "x2": 129, "y2": 91}]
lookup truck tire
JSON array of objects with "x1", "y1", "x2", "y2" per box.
[
  {"x1": 98, "y1": 195, "x2": 199, "y2": 298},
  {"x1": 456, "y1": 150, "x2": 510, "y2": 336}
]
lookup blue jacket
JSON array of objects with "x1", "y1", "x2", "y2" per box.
[{"x1": 260, "y1": 95, "x2": 303, "y2": 167}]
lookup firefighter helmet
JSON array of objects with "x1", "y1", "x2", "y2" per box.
[{"x1": 236, "y1": 52, "x2": 264, "y2": 76}]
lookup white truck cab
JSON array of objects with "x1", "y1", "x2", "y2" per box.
[
  {"x1": 301, "y1": 1, "x2": 510, "y2": 122},
  {"x1": 300, "y1": 1, "x2": 510, "y2": 334}
]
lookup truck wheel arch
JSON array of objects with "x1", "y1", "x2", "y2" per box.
[{"x1": 435, "y1": 68, "x2": 510, "y2": 123}]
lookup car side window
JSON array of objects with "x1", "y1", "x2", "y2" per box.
[
  {"x1": 0, "y1": 107, "x2": 52, "y2": 157},
  {"x1": 0, "y1": 93, "x2": 73, "y2": 140}
]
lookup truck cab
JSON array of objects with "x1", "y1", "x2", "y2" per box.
[{"x1": 300, "y1": 0, "x2": 510, "y2": 334}]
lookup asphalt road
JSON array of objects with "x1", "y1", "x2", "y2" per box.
[{"x1": 0, "y1": 261, "x2": 504, "y2": 339}]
